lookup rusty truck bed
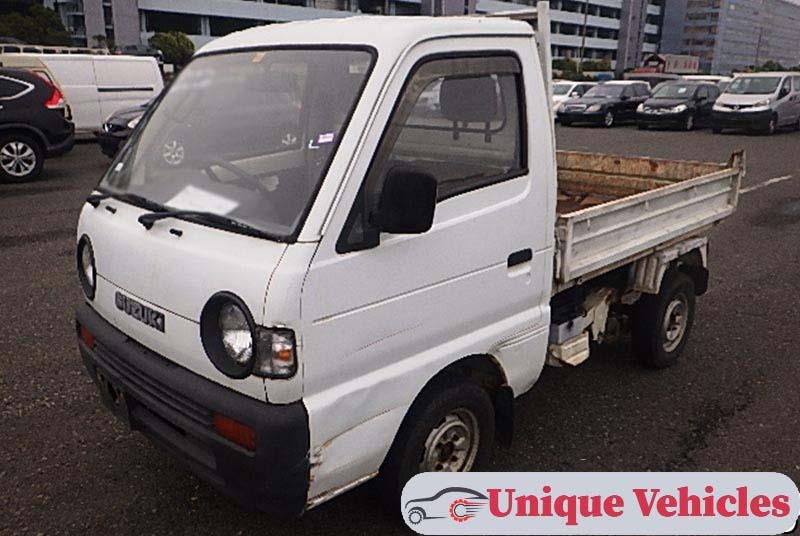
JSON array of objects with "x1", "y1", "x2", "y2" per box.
[{"x1": 554, "y1": 150, "x2": 744, "y2": 287}]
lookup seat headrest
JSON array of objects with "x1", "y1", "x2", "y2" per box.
[{"x1": 439, "y1": 76, "x2": 498, "y2": 123}]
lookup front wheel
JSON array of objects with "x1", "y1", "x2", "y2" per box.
[
  {"x1": 762, "y1": 114, "x2": 777, "y2": 135},
  {"x1": 632, "y1": 270, "x2": 696, "y2": 369},
  {"x1": 379, "y1": 377, "x2": 495, "y2": 503},
  {"x1": 603, "y1": 111, "x2": 615, "y2": 128},
  {"x1": 0, "y1": 134, "x2": 44, "y2": 183},
  {"x1": 561, "y1": 118, "x2": 572, "y2": 127},
  {"x1": 683, "y1": 113, "x2": 695, "y2": 131},
  {"x1": 712, "y1": 126, "x2": 722, "y2": 134}
]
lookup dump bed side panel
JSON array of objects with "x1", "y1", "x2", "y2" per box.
[{"x1": 555, "y1": 151, "x2": 743, "y2": 285}]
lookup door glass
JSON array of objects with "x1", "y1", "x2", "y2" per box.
[{"x1": 338, "y1": 54, "x2": 525, "y2": 252}]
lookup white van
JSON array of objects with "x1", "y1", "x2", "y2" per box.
[
  {"x1": 74, "y1": 9, "x2": 743, "y2": 518},
  {"x1": 712, "y1": 71, "x2": 800, "y2": 135},
  {"x1": 0, "y1": 54, "x2": 163, "y2": 135}
]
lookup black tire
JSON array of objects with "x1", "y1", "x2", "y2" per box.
[
  {"x1": 603, "y1": 111, "x2": 615, "y2": 128},
  {"x1": 712, "y1": 126, "x2": 722, "y2": 134},
  {"x1": 561, "y1": 118, "x2": 572, "y2": 127},
  {"x1": 0, "y1": 133, "x2": 44, "y2": 183},
  {"x1": 632, "y1": 269, "x2": 696, "y2": 369},
  {"x1": 637, "y1": 122, "x2": 647, "y2": 130},
  {"x1": 763, "y1": 114, "x2": 777, "y2": 136},
  {"x1": 683, "y1": 113, "x2": 695, "y2": 131},
  {"x1": 379, "y1": 376, "x2": 495, "y2": 505}
]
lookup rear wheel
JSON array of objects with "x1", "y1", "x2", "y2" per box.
[
  {"x1": 0, "y1": 134, "x2": 43, "y2": 183},
  {"x1": 603, "y1": 111, "x2": 615, "y2": 128},
  {"x1": 378, "y1": 376, "x2": 495, "y2": 504},
  {"x1": 637, "y1": 122, "x2": 648, "y2": 130},
  {"x1": 712, "y1": 126, "x2": 722, "y2": 134},
  {"x1": 632, "y1": 269, "x2": 696, "y2": 369},
  {"x1": 561, "y1": 118, "x2": 572, "y2": 127}
]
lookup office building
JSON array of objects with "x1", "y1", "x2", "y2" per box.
[
  {"x1": 45, "y1": 0, "x2": 663, "y2": 73},
  {"x1": 662, "y1": 0, "x2": 800, "y2": 74}
]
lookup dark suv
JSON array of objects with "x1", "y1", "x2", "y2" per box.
[{"x1": 0, "y1": 68, "x2": 74, "y2": 182}]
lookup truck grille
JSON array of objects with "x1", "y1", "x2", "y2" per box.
[{"x1": 93, "y1": 340, "x2": 213, "y2": 430}]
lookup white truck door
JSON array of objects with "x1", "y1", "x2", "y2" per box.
[{"x1": 300, "y1": 38, "x2": 553, "y2": 498}]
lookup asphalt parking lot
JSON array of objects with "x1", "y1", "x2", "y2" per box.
[{"x1": 2, "y1": 123, "x2": 800, "y2": 536}]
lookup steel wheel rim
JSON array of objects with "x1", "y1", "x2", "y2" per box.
[
  {"x1": 0, "y1": 141, "x2": 36, "y2": 177},
  {"x1": 421, "y1": 408, "x2": 479, "y2": 472},
  {"x1": 604, "y1": 112, "x2": 614, "y2": 127},
  {"x1": 685, "y1": 115, "x2": 694, "y2": 131},
  {"x1": 662, "y1": 293, "x2": 689, "y2": 352}
]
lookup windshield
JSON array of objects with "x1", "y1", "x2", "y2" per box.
[
  {"x1": 552, "y1": 83, "x2": 573, "y2": 96},
  {"x1": 652, "y1": 84, "x2": 697, "y2": 99},
  {"x1": 99, "y1": 48, "x2": 374, "y2": 240},
  {"x1": 584, "y1": 85, "x2": 623, "y2": 98},
  {"x1": 726, "y1": 76, "x2": 782, "y2": 95}
]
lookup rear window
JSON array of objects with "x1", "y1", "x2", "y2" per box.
[{"x1": 0, "y1": 76, "x2": 32, "y2": 99}]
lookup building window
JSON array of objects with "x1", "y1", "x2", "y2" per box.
[
  {"x1": 144, "y1": 11, "x2": 202, "y2": 35},
  {"x1": 209, "y1": 17, "x2": 269, "y2": 36}
]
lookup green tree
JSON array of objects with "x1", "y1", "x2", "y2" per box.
[
  {"x1": 0, "y1": 2, "x2": 71, "y2": 46},
  {"x1": 148, "y1": 31, "x2": 195, "y2": 67}
]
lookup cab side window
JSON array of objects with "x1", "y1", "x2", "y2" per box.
[
  {"x1": 337, "y1": 54, "x2": 525, "y2": 253},
  {"x1": 696, "y1": 86, "x2": 709, "y2": 100},
  {"x1": 635, "y1": 84, "x2": 650, "y2": 97}
]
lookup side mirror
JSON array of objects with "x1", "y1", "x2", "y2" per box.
[
  {"x1": 779, "y1": 88, "x2": 790, "y2": 99},
  {"x1": 620, "y1": 94, "x2": 630, "y2": 101},
  {"x1": 374, "y1": 167, "x2": 437, "y2": 234},
  {"x1": 570, "y1": 91, "x2": 580, "y2": 98}
]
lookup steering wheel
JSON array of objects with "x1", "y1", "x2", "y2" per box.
[{"x1": 199, "y1": 155, "x2": 274, "y2": 196}]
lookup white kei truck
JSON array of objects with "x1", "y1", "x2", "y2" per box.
[{"x1": 74, "y1": 5, "x2": 744, "y2": 518}]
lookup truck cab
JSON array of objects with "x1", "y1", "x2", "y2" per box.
[{"x1": 75, "y1": 12, "x2": 742, "y2": 518}]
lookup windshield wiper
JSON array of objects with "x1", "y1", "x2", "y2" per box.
[
  {"x1": 86, "y1": 192, "x2": 166, "y2": 212},
  {"x1": 137, "y1": 209, "x2": 271, "y2": 238}
]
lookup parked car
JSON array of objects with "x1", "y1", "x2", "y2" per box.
[
  {"x1": 712, "y1": 72, "x2": 800, "y2": 135},
  {"x1": 0, "y1": 53, "x2": 163, "y2": 135},
  {"x1": 0, "y1": 68, "x2": 74, "y2": 182},
  {"x1": 637, "y1": 80, "x2": 720, "y2": 131},
  {"x1": 74, "y1": 13, "x2": 745, "y2": 517},
  {"x1": 551, "y1": 80, "x2": 596, "y2": 115},
  {"x1": 96, "y1": 100, "x2": 149, "y2": 157},
  {"x1": 558, "y1": 80, "x2": 651, "y2": 127},
  {"x1": 683, "y1": 74, "x2": 733, "y2": 92}
]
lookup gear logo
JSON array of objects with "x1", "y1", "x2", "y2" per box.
[{"x1": 450, "y1": 497, "x2": 485, "y2": 522}]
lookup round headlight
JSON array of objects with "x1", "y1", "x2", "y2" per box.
[
  {"x1": 200, "y1": 293, "x2": 256, "y2": 379},
  {"x1": 77, "y1": 235, "x2": 96, "y2": 300},
  {"x1": 219, "y1": 302, "x2": 253, "y2": 365}
]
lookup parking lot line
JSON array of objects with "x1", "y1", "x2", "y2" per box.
[{"x1": 740, "y1": 175, "x2": 794, "y2": 194}]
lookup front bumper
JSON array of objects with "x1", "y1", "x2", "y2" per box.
[
  {"x1": 636, "y1": 110, "x2": 689, "y2": 128},
  {"x1": 712, "y1": 109, "x2": 772, "y2": 131},
  {"x1": 94, "y1": 129, "x2": 129, "y2": 158},
  {"x1": 557, "y1": 110, "x2": 605, "y2": 124},
  {"x1": 76, "y1": 303, "x2": 310, "y2": 517}
]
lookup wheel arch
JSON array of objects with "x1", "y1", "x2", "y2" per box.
[
  {"x1": 385, "y1": 353, "x2": 513, "y2": 466},
  {"x1": 0, "y1": 124, "x2": 48, "y2": 151}
]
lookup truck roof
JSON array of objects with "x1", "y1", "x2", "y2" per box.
[{"x1": 197, "y1": 16, "x2": 534, "y2": 57}]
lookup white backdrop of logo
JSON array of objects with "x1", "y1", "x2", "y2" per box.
[{"x1": 401, "y1": 472, "x2": 799, "y2": 535}]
